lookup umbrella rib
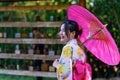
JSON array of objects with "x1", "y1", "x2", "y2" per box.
[
  {"x1": 81, "y1": 27, "x2": 104, "y2": 46},
  {"x1": 105, "y1": 41, "x2": 113, "y2": 64}
]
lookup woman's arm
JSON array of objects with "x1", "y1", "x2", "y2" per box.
[{"x1": 57, "y1": 45, "x2": 73, "y2": 78}]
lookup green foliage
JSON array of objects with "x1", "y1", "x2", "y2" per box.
[
  {"x1": 0, "y1": 74, "x2": 57, "y2": 80},
  {"x1": 0, "y1": 75, "x2": 36, "y2": 80}
]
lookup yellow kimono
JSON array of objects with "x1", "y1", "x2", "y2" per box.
[{"x1": 53, "y1": 39, "x2": 86, "y2": 80}]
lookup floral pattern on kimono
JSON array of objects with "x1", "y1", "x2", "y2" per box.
[{"x1": 55, "y1": 39, "x2": 86, "y2": 80}]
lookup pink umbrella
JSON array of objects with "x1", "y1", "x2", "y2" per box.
[{"x1": 67, "y1": 5, "x2": 120, "y2": 65}]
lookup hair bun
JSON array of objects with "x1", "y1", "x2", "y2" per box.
[{"x1": 78, "y1": 29, "x2": 82, "y2": 35}]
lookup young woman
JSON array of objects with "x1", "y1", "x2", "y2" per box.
[{"x1": 53, "y1": 20, "x2": 92, "y2": 80}]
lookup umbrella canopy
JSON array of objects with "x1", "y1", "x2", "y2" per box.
[{"x1": 67, "y1": 5, "x2": 120, "y2": 65}]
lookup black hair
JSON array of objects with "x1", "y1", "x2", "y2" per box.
[{"x1": 61, "y1": 20, "x2": 82, "y2": 38}]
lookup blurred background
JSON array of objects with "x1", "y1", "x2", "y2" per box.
[{"x1": 0, "y1": 0, "x2": 119, "y2": 80}]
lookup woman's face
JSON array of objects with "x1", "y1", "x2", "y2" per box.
[{"x1": 58, "y1": 24, "x2": 69, "y2": 43}]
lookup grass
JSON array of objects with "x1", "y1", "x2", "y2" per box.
[{"x1": 0, "y1": 75, "x2": 57, "y2": 80}]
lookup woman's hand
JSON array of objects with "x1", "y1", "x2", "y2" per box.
[{"x1": 53, "y1": 59, "x2": 59, "y2": 68}]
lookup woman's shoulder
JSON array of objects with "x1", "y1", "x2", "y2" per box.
[
  {"x1": 63, "y1": 43, "x2": 79, "y2": 50},
  {"x1": 63, "y1": 44, "x2": 72, "y2": 48},
  {"x1": 63, "y1": 44, "x2": 72, "y2": 50}
]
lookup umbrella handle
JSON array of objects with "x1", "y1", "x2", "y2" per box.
[{"x1": 80, "y1": 26, "x2": 105, "y2": 46}]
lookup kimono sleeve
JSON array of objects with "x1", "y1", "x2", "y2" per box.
[{"x1": 57, "y1": 45, "x2": 73, "y2": 78}]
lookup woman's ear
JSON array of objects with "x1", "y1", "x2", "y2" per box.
[{"x1": 70, "y1": 31, "x2": 76, "y2": 39}]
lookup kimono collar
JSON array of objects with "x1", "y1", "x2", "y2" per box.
[{"x1": 67, "y1": 39, "x2": 78, "y2": 45}]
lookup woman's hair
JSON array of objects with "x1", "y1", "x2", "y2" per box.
[{"x1": 61, "y1": 20, "x2": 82, "y2": 38}]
